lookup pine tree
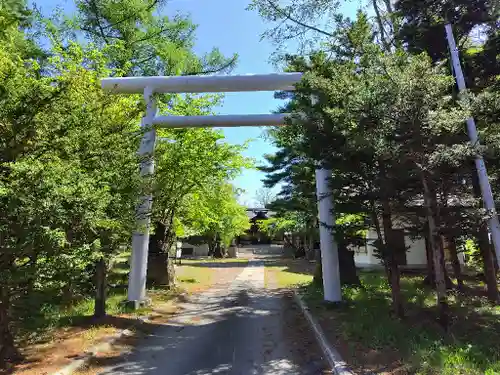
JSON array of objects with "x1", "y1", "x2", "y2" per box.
[{"x1": 75, "y1": 0, "x2": 237, "y2": 76}]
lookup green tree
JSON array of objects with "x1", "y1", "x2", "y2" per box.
[
  {"x1": 267, "y1": 13, "x2": 483, "y2": 322},
  {"x1": 0, "y1": 28, "x2": 143, "y2": 366},
  {"x1": 260, "y1": 105, "x2": 362, "y2": 287},
  {"x1": 149, "y1": 125, "x2": 250, "y2": 283},
  {"x1": 247, "y1": 0, "x2": 399, "y2": 64},
  {"x1": 183, "y1": 181, "x2": 250, "y2": 257},
  {"x1": 74, "y1": 0, "x2": 237, "y2": 76},
  {"x1": 0, "y1": 0, "x2": 246, "y2": 366},
  {"x1": 395, "y1": 0, "x2": 500, "y2": 300},
  {"x1": 395, "y1": 0, "x2": 496, "y2": 68}
]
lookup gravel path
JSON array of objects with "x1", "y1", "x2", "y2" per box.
[{"x1": 98, "y1": 259, "x2": 328, "y2": 375}]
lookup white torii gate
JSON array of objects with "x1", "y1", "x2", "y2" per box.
[{"x1": 101, "y1": 73, "x2": 342, "y2": 307}]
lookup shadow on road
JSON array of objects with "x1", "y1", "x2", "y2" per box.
[{"x1": 92, "y1": 285, "x2": 326, "y2": 375}]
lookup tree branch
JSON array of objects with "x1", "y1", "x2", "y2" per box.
[
  {"x1": 134, "y1": 53, "x2": 158, "y2": 67},
  {"x1": 182, "y1": 55, "x2": 238, "y2": 76},
  {"x1": 265, "y1": 0, "x2": 334, "y2": 38},
  {"x1": 373, "y1": 0, "x2": 390, "y2": 51},
  {"x1": 80, "y1": 26, "x2": 120, "y2": 40},
  {"x1": 87, "y1": 0, "x2": 110, "y2": 44},
  {"x1": 130, "y1": 26, "x2": 172, "y2": 46},
  {"x1": 101, "y1": 0, "x2": 160, "y2": 30}
]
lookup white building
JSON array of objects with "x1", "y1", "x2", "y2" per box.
[
  {"x1": 180, "y1": 242, "x2": 210, "y2": 257},
  {"x1": 352, "y1": 229, "x2": 429, "y2": 268},
  {"x1": 352, "y1": 228, "x2": 465, "y2": 269}
]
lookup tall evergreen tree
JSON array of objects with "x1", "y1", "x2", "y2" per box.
[
  {"x1": 395, "y1": 0, "x2": 500, "y2": 300},
  {"x1": 75, "y1": 0, "x2": 237, "y2": 76},
  {"x1": 266, "y1": 14, "x2": 485, "y2": 322}
]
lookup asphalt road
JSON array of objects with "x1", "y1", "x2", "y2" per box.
[{"x1": 100, "y1": 256, "x2": 327, "y2": 375}]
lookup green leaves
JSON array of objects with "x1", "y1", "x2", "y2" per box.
[
  {"x1": 74, "y1": 0, "x2": 237, "y2": 77},
  {"x1": 0, "y1": 0, "x2": 253, "y2": 365},
  {"x1": 263, "y1": 11, "x2": 495, "y2": 251},
  {"x1": 152, "y1": 125, "x2": 251, "y2": 247}
]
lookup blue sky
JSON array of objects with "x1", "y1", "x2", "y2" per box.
[
  {"x1": 39, "y1": 0, "x2": 361, "y2": 206},
  {"x1": 166, "y1": 0, "x2": 293, "y2": 207}
]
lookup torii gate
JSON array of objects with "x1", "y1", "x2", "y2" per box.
[{"x1": 101, "y1": 73, "x2": 341, "y2": 307}]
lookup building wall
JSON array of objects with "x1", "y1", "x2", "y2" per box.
[
  {"x1": 352, "y1": 232, "x2": 466, "y2": 268},
  {"x1": 353, "y1": 252, "x2": 374, "y2": 266},
  {"x1": 352, "y1": 229, "x2": 428, "y2": 268},
  {"x1": 352, "y1": 229, "x2": 380, "y2": 267},
  {"x1": 180, "y1": 243, "x2": 209, "y2": 257},
  {"x1": 405, "y1": 237, "x2": 428, "y2": 266},
  {"x1": 194, "y1": 244, "x2": 209, "y2": 257}
]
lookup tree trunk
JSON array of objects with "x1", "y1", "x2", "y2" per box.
[
  {"x1": 440, "y1": 240, "x2": 455, "y2": 289},
  {"x1": 313, "y1": 245, "x2": 359, "y2": 287},
  {"x1": 439, "y1": 189, "x2": 457, "y2": 290},
  {"x1": 377, "y1": 163, "x2": 404, "y2": 318},
  {"x1": 306, "y1": 232, "x2": 315, "y2": 260},
  {"x1": 0, "y1": 284, "x2": 21, "y2": 369},
  {"x1": 149, "y1": 221, "x2": 175, "y2": 288},
  {"x1": 424, "y1": 230, "x2": 435, "y2": 285},
  {"x1": 381, "y1": 205, "x2": 404, "y2": 318},
  {"x1": 479, "y1": 222, "x2": 500, "y2": 303},
  {"x1": 446, "y1": 236, "x2": 464, "y2": 290},
  {"x1": 214, "y1": 243, "x2": 224, "y2": 258},
  {"x1": 421, "y1": 174, "x2": 449, "y2": 327},
  {"x1": 149, "y1": 221, "x2": 164, "y2": 255},
  {"x1": 423, "y1": 224, "x2": 454, "y2": 289},
  {"x1": 338, "y1": 242, "x2": 361, "y2": 286},
  {"x1": 371, "y1": 208, "x2": 391, "y2": 277},
  {"x1": 208, "y1": 234, "x2": 215, "y2": 256},
  {"x1": 313, "y1": 248, "x2": 322, "y2": 287},
  {"x1": 25, "y1": 251, "x2": 37, "y2": 296},
  {"x1": 165, "y1": 255, "x2": 175, "y2": 288},
  {"x1": 94, "y1": 257, "x2": 107, "y2": 318},
  {"x1": 213, "y1": 233, "x2": 224, "y2": 258},
  {"x1": 471, "y1": 166, "x2": 499, "y2": 302},
  {"x1": 492, "y1": 244, "x2": 499, "y2": 273}
]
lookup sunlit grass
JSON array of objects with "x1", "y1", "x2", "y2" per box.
[
  {"x1": 181, "y1": 258, "x2": 249, "y2": 264},
  {"x1": 15, "y1": 283, "x2": 181, "y2": 347},
  {"x1": 175, "y1": 265, "x2": 214, "y2": 293},
  {"x1": 264, "y1": 265, "x2": 313, "y2": 288},
  {"x1": 81, "y1": 325, "x2": 116, "y2": 341},
  {"x1": 301, "y1": 271, "x2": 500, "y2": 375}
]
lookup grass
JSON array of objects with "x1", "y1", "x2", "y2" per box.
[
  {"x1": 180, "y1": 257, "x2": 249, "y2": 264},
  {"x1": 175, "y1": 265, "x2": 215, "y2": 293},
  {"x1": 17, "y1": 259, "x2": 240, "y2": 343},
  {"x1": 13, "y1": 289, "x2": 132, "y2": 345},
  {"x1": 264, "y1": 264, "x2": 313, "y2": 288},
  {"x1": 175, "y1": 259, "x2": 248, "y2": 293},
  {"x1": 9, "y1": 286, "x2": 180, "y2": 375},
  {"x1": 301, "y1": 271, "x2": 500, "y2": 375}
]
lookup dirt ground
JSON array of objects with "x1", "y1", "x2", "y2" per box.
[{"x1": 264, "y1": 263, "x2": 332, "y2": 374}]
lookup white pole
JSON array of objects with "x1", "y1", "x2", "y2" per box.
[
  {"x1": 445, "y1": 24, "x2": 500, "y2": 266},
  {"x1": 128, "y1": 86, "x2": 157, "y2": 305},
  {"x1": 315, "y1": 168, "x2": 342, "y2": 302}
]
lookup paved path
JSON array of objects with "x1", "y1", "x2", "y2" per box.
[{"x1": 100, "y1": 259, "x2": 327, "y2": 375}]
